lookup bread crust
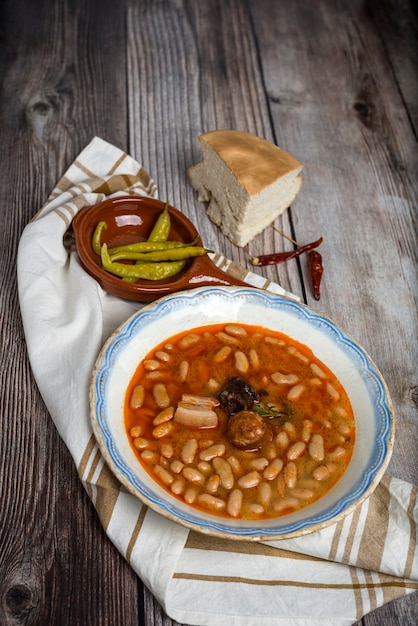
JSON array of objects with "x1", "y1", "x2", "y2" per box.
[
  {"x1": 188, "y1": 130, "x2": 303, "y2": 247},
  {"x1": 197, "y1": 130, "x2": 302, "y2": 196}
]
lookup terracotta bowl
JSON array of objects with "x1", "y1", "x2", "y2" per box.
[{"x1": 72, "y1": 196, "x2": 246, "y2": 301}]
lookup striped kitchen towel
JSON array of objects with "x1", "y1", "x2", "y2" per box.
[{"x1": 17, "y1": 136, "x2": 417, "y2": 626}]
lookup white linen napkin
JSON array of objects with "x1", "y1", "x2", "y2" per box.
[{"x1": 17, "y1": 137, "x2": 417, "y2": 626}]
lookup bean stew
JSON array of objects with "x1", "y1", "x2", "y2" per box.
[{"x1": 124, "y1": 323, "x2": 355, "y2": 519}]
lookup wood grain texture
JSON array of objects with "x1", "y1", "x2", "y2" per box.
[
  {"x1": 0, "y1": 0, "x2": 416, "y2": 625},
  {"x1": 127, "y1": 0, "x2": 304, "y2": 294},
  {"x1": 249, "y1": 4, "x2": 418, "y2": 622},
  {"x1": 0, "y1": 1, "x2": 139, "y2": 625}
]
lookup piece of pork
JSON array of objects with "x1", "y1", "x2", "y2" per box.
[{"x1": 174, "y1": 395, "x2": 219, "y2": 429}]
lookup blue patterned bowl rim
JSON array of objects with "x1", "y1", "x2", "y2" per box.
[{"x1": 90, "y1": 287, "x2": 394, "y2": 540}]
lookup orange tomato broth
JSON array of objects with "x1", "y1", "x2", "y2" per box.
[{"x1": 124, "y1": 323, "x2": 355, "y2": 519}]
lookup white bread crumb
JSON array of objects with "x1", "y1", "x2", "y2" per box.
[{"x1": 188, "y1": 130, "x2": 303, "y2": 247}]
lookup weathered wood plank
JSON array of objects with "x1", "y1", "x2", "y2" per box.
[
  {"x1": 249, "y1": 0, "x2": 418, "y2": 624},
  {"x1": 365, "y1": 0, "x2": 418, "y2": 134},
  {"x1": 0, "y1": 0, "x2": 139, "y2": 625}
]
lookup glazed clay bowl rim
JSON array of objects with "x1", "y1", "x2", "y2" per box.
[
  {"x1": 72, "y1": 196, "x2": 246, "y2": 302},
  {"x1": 90, "y1": 286, "x2": 395, "y2": 541}
]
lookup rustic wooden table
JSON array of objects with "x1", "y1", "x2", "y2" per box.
[{"x1": 1, "y1": 0, "x2": 417, "y2": 624}]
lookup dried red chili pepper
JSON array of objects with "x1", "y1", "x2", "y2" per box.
[
  {"x1": 250, "y1": 237, "x2": 323, "y2": 266},
  {"x1": 309, "y1": 250, "x2": 323, "y2": 300}
]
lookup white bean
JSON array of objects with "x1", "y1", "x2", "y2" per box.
[
  {"x1": 207, "y1": 378, "x2": 221, "y2": 393},
  {"x1": 287, "y1": 441, "x2": 306, "y2": 461},
  {"x1": 153, "y1": 464, "x2": 173, "y2": 486},
  {"x1": 130, "y1": 385, "x2": 145, "y2": 409},
  {"x1": 271, "y1": 372, "x2": 299, "y2": 385},
  {"x1": 275, "y1": 431, "x2": 289, "y2": 449},
  {"x1": 289, "y1": 488, "x2": 314, "y2": 500},
  {"x1": 249, "y1": 457, "x2": 269, "y2": 471},
  {"x1": 197, "y1": 461, "x2": 212, "y2": 474},
  {"x1": 153, "y1": 383, "x2": 170, "y2": 408},
  {"x1": 197, "y1": 493, "x2": 226, "y2": 511},
  {"x1": 276, "y1": 473, "x2": 286, "y2": 496},
  {"x1": 326, "y1": 383, "x2": 340, "y2": 400},
  {"x1": 160, "y1": 444, "x2": 174, "y2": 459},
  {"x1": 263, "y1": 458, "x2": 284, "y2": 480},
  {"x1": 205, "y1": 474, "x2": 220, "y2": 494},
  {"x1": 227, "y1": 456, "x2": 241, "y2": 475},
  {"x1": 213, "y1": 345, "x2": 232, "y2": 363},
  {"x1": 152, "y1": 422, "x2": 174, "y2": 439},
  {"x1": 297, "y1": 477, "x2": 321, "y2": 490},
  {"x1": 248, "y1": 504, "x2": 265, "y2": 515},
  {"x1": 146, "y1": 371, "x2": 164, "y2": 381},
  {"x1": 179, "y1": 360, "x2": 189, "y2": 381},
  {"x1": 309, "y1": 377, "x2": 323, "y2": 387},
  {"x1": 170, "y1": 478, "x2": 185, "y2": 495},
  {"x1": 212, "y1": 457, "x2": 235, "y2": 489},
  {"x1": 287, "y1": 384, "x2": 306, "y2": 401},
  {"x1": 224, "y1": 324, "x2": 247, "y2": 337},
  {"x1": 178, "y1": 334, "x2": 199, "y2": 349},
  {"x1": 238, "y1": 471, "x2": 261, "y2": 489},
  {"x1": 258, "y1": 481, "x2": 272, "y2": 506},
  {"x1": 155, "y1": 350, "x2": 170, "y2": 362},
  {"x1": 265, "y1": 443, "x2": 278, "y2": 460},
  {"x1": 170, "y1": 460, "x2": 184, "y2": 474},
  {"x1": 273, "y1": 497, "x2": 300, "y2": 514},
  {"x1": 312, "y1": 464, "x2": 331, "y2": 481},
  {"x1": 153, "y1": 407, "x2": 174, "y2": 425},
  {"x1": 301, "y1": 419, "x2": 313, "y2": 443},
  {"x1": 327, "y1": 446, "x2": 346, "y2": 460},
  {"x1": 283, "y1": 421, "x2": 297, "y2": 438},
  {"x1": 184, "y1": 487, "x2": 198, "y2": 504},
  {"x1": 235, "y1": 351, "x2": 249, "y2": 373},
  {"x1": 294, "y1": 350, "x2": 309, "y2": 363},
  {"x1": 309, "y1": 434, "x2": 325, "y2": 461},
  {"x1": 129, "y1": 425, "x2": 143, "y2": 438},
  {"x1": 199, "y1": 443, "x2": 226, "y2": 462},
  {"x1": 140, "y1": 450, "x2": 157, "y2": 463},
  {"x1": 133, "y1": 437, "x2": 150, "y2": 450},
  {"x1": 227, "y1": 489, "x2": 243, "y2": 517},
  {"x1": 181, "y1": 438, "x2": 198, "y2": 464},
  {"x1": 284, "y1": 462, "x2": 297, "y2": 489},
  {"x1": 201, "y1": 439, "x2": 214, "y2": 449},
  {"x1": 182, "y1": 467, "x2": 205, "y2": 485},
  {"x1": 310, "y1": 363, "x2": 326, "y2": 378},
  {"x1": 265, "y1": 336, "x2": 284, "y2": 345},
  {"x1": 144, "y1": 359, "x2": 161, "y2": 371},
  {"x1": 337, "y1": 420, "x2": 352, "y2": 436},
  {"x1": 249, "y1": 348, "x2": 260, "y2": 368},
  {"x1": 215, "y1": 331, "x2": 239, "y2": 345}
]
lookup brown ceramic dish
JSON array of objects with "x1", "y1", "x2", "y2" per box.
[{"x1": 72, "y1": 196, "x2": 247, "y2": 302}]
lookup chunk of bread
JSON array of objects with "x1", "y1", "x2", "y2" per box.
[{"x1": 188, "y1": 130, "x2": 303, "y2": 247}]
